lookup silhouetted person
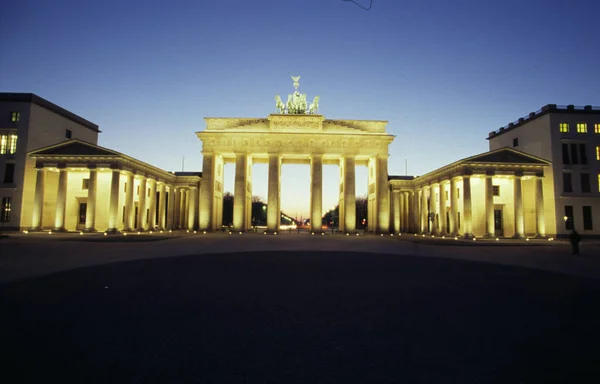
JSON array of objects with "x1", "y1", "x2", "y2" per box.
[{"x1": 569, "y1": 230, "x2": 581, "y2": 255}]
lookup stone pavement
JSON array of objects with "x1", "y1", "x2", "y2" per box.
[{"x1": 1, "y1": 231, "x2": 599, "y2": 283}]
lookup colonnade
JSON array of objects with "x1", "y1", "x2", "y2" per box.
[
  {"x1": 199, "y1": 153, "x2": 390, "y2": 233},
  {"x1": 30, "y1": 166, "x2": 198, "y2": 232},
  {"x1": 390, "y1": 171, "x2": 546, "y2": 238}
]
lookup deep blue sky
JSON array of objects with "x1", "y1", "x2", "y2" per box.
[{"x1": 2, "y1": 0, "x2": 599, "y2": 217}]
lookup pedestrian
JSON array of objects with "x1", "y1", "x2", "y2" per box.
[{"x1": 569, "y1": 230, "x2": 581, "y2": 255}]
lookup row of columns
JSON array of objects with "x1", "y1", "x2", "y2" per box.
[
  {"x1": 396, "y1": 172, "x2": 545, "y2": 238},
  {"x1": 200, "y1": 153, "x2": 390, "y2": 233},
  {"x1": 31, "y1": 167, "x2": 198, "y2": 232}
]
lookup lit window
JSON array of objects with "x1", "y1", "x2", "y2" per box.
[
  {"x1": 577, "y1": 123, "x2": 588, "y2": 133},
  {"x1": 82, "y1": 179, "x2": 89, "y2": 190},
  {"x1": 492, "y1": 185, "x2": 500, "y2": 196},
  {"x1": 598, "y1": 174, "x2": 600, "y2": 192},
  {"x1": 11, "y1": 112, "x2": 20, "y2": 122},
  {"x1": 1, "y1": 197, "x2": 11, "y2": 222},
  {"x1": 565, "y1": 206, "x2": 574, "y2": 230},
  {"x1": 595, "y1": 124, "x2": 600, "y2": 133},
  {"x1": 596, "y1": 146, "x2": 600, "y2": 160},
  {"x1": 559, "y1": 122, "x2": 570, "y2": 132},
  {"x1": 8, "y1": 135, "x2": 17, "y2": 154},
  {"x1": 0, "y1": 135, "x2": 6, "y2": 154}
]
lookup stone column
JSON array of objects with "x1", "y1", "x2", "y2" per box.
[
  {"x1": 310, "y1": 154, "x2": 323, "y2": 232},
  {"x1": 124, "y1": 173, "x2": 134, "y2": 231},
  {"x1": 199, "y1": 153, "x2": 215, "y2": 231},
  {"x1": 166, "y1": 185, "x2": 175, "y2": 229},
  {"x1": 343, "y1": 156, "x2": 356, "y2": 233},
  {"x1": 513, "y1": 173, "x2": 524, "y2": 238},
  {"x1": 158, "y1": 182, "x2": 166, "y2": 229},
  {"x1": 31, "y1": 168, "x2": 46, "y2": 230},
  {"x1": 267, "y1": 154, "x2": 281, "y2": 232},
  {"x1": 462, "y1": 176, "x2": 473, "y2": 238},
  {"x1": 410, "y1": 192, "x2": 418, "y2": 233},
  {"x1": 485, "y1": 174, "x2": 495, "y2": 237},
  {"x1": 180, "y1": 188, "x2": 187, "y2": 229},
  {"x1": 450, "y1": 178, "x2": 458, "y2": 235},
  {"x1": 107, "y1": 169, "x2": 121, "y2": 233},
  {"x1": 53, "y1": 167, "x2": 68, "y2": 231},
  {"x1": 376, "y1": 156, "x2": 390, "y2": 233},
  {"x1": 393, "y1": 191, "x2": 400, "y2": 233},
  {"x1": 146, "y1": 179, "x2": 157, "y2": 230},
  {"x1": 137, "y1": 176, "x2": 147, "y2": 230},
  {"x1": 188, "y1": 186, "x2": 197, "y2": 230},
  {"x1": 233, "y1": 154, "x2": 249, "y2": 231},
  {"x1": 85, "y1": 168, "x2": 98, "y2": 232},
  {"x1": 535, "y1": 175, "x2": 546, "y2": 237},
  {"x1": 172, "y1": 187, "x2": 180, "y2": 229},
  {"x1": 439, "y1": 182, "x2": 447, "y2": 235},
  {"x1": 420, "y1": 188, "x2": 427, "y2": 233},
  {"x1": 404, "y1": 192, "x2": 417, "y2": 232}
]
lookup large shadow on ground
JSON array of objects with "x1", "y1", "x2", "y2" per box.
[{"x1": 1, "y1": 251, "x2": 599, "y2": 383}]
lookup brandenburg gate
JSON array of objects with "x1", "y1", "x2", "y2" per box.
[{"x1": 196, "y1": 77, "x2": 395, "y2": 233}]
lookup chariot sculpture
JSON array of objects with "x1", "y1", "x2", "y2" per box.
[{"x1": 275, "y1": 76, "x2": 320, "y2": 115}]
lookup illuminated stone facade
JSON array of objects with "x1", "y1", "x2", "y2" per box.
[
  {"x1": 25, "y1": 140, "x2": 200, "y2": 232},
  {"x1": 197, "y1": 115, "x2": 394, "y2": 233},
  {"x1": 3, "y1": 91, "x2": 597, "y2": 237}
]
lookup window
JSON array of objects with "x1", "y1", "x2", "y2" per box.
[
  {"x1": 445, "y1": 190, "x2": 448, "y2": 200},
  {"x1": 581, "y1": 173, "x2": 591, "y2": 192},
  {"x1": 580, "y1": 144, "x2": 588, "y2": 165},
  {"x1": 492, "y1": 185, "x2": 500, "y2": 196},
  {"x1": 576, "y1": 123, "x2": 588, "y2": 133},
  {"x1": 570, "y1": 143, "x2": 579, "y2": 164},
  {"x1": 457, "y1": 212, "x2": 461, "y2": 229},
  {"x1": 137, "y1": 185, "x2": 140, "y2": 195},
  {"x1": 65, "y1": 129, "x2": 72, "y2": 139},
  {"x1": 82, "y1": 178, "x2": 89, "y2": 190},
  {"x1": 0, "y1": 134, "x2": 18, "y2": 155},
  {"x1": 123, "y1": 206, "x2": 126, "y2": 223},
  {"x1": 560, "y1": 122, "x2": 570, "y2": 132},
  {"x1": 147, "y1": 188, "x2": 150, "y2": 197},
  {"x1": 565, "y1": 206, "x2": 574, "y2": 230},
  {"x1": 124, "y1": 182, "x2": 127, "y2": 193},
  {"x1": 11, "y1": 112, "x2": 20, "y2": 122},
  {"x1": 563, "y1": 172, "x2": 573, "y2": 193},
  {"x1": 457, "y1": 188, "x2": 460, "y2": 199},
  {"x1": 562, "y1": 143, "x2": 570, "y2": 164},
  {"x1": 596, "y1": 146, "x2": 600, "y2": 161},
  {"x1": 1, "y1": 197, "x2": 11, "y2": 222},
  {"x1": 583, "y1": 206, "x2": 593, "y2": 230},
  {"x1": 595, "y1": 124, "x2": 600, "y2": 133},
  {"x1": 3, "y1": 163, "x2": 15, "y2": 183},
  {"x1": 512, "y1": 138, "x2": 519, "y2": 147}
]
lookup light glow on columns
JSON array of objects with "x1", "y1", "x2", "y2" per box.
[
  {"x1": 123, "y1": 233, "x2": 127, "y2": 236},
  {"x1": 23, "y1": 230, "x2": 28, "y2": 234},
  {"x1": 526, "y1": 238, "x2": 530, "y2": 241}
]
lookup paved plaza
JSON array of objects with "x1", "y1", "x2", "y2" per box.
[{"x1": 1, "y1": 233, "x2": 600, "y2": 383}]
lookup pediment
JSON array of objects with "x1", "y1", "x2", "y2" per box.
[
  {"x1": 464, "y1": 148, "x2": 549, "y2": 165},
  {"x1": 29, "y1": 139, "x2": 120, "y2": 156}
]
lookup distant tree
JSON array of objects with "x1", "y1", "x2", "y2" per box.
[
  {"x1": 322, "y1": 205, "x2": 339, "y2": 227},
  {"x1": 356, "y1": 196, "x2": 368, "y2": 228},
  {"x1": 222, "y1": 192, "x2": 233, "y2": 226},
  {"x1": 251, "y1": 196, "x2": 267, "y2": 226},
  {"x1": 343, "y1": 0, "x2": 374, "y2": 10}
]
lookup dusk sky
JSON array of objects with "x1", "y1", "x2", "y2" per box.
[{"x1": 2, "y1": 0, "x2": 599, "y2": 218}]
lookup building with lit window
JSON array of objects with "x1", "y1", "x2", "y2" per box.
[
  {"x1": 487, "y1": 104, "x2": 600, "y2": 237},
  {"x1": 0, "y1": 93, "x2": 100, "y2": 230},
  {"x1": 2, "y1": 91, "x2": 598, "y2": 238},
  {"x1": 0, "y1": 93, "x2": 200, "y2": 232}
]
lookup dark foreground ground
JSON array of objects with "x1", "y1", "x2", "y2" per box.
[{"x1": 1, "y1": 251, "x2": 599, "y2": 383}]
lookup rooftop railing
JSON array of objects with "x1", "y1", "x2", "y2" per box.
[{"x1": 488, "y1": 104, "x2": 600, "y2": 137}]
